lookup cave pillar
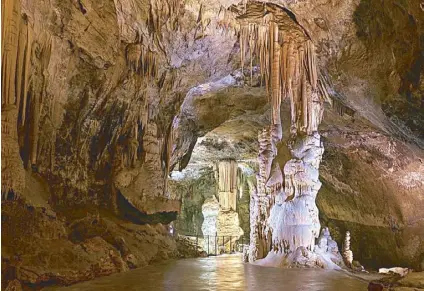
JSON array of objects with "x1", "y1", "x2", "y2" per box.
[
  {"x1": 249, "y1": 128, "x2": 274, "y2": 261},
  {"x1": 201, "y1": 160, "x2": 243, "y2": 254},
  {"x1": 268, "y1": 131, "x2": 323, "y2": 253},
  {"x1": 238, "y1": 13, "x2": 323, "y2": 260},
  {"x1": 267, "y1": 38, "x2": 324, "y2": 255}
]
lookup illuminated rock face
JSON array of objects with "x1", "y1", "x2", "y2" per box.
[{"x1": 201, "y1": 196, "x2": 220, "y2": 252}]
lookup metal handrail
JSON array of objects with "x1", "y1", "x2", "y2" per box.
[{"x1": 178, "y1": 234, "x2": 250, "y2": 256}]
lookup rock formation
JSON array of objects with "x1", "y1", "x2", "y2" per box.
[
  {"x1": 343, "y1": 231, "x2": 354, "y2": 267},
  {"x1": 225, "y1": 2, "x2": 325, "y2": 263},
  {"x1": 253, "y1": 226, "x2": 344, "y2": 269},
  {"x1": 201, "y1": 195, "x2": 220, "y2": 253},
  {"x1": 201, "y1": 160, "x2": 243, "y2": 254}
]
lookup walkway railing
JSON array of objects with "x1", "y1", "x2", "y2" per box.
[{"x1": 178, "y1": 234, "x2": 250, "y2": 256}]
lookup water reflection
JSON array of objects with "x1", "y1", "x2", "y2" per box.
[{"x1": 46, "y1": 254, "x2": 367, "y2": 291}]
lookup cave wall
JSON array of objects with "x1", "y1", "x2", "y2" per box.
[
  {"x1": 2, "y1": 0, "x2": 239, "y2": 212},
  {"x1": 317, "y1": 108, "x2": 424, "y2": 270},
  {"x1": 170, "y1": 167, "x2": 217, "y2": 235}
]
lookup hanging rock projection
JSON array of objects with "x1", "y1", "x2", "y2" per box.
[{"x1": 225, "y1": 2, "x2": 327, "y2": 263}]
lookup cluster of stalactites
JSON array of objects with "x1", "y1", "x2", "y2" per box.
[
  {"x1": 239, "y1": 20, "x2": 322, "y2": 135},
  {"x1": 216, "y1": 6, "x2": 240, "y2": 35},
  {"x1": 126, "y1": 43, "x2": 158, "y2": 80},
  {"x1": 2, "y1": 0, "x2": 33, "y2": 118},
  {"x1": 148, "y1": 0, "x2": 182, "y2": 35},
  {"x1": 217, "y1": 160, "x2": 238, "y2": 211},
  {"x1": 1, "y1": 0, "x2": 34, "y2": 199},
  {"x1": 120, "y1": 121, "x2": 140, "y2": 168}
]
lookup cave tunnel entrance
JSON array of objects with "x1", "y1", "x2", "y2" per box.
[{"x1": 169, "y1": 147, "x2": 255, "y2": 256}]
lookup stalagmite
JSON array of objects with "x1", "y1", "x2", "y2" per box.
[
  {"x1": 343, "y1": 231, "x2": 354, "y2": 267},
  {"x1": 201, "y1": 196, "x2": 220, "y2": 252},
  {"x1": 249, "y1": 128, "x2": 274, "y2": 261}
]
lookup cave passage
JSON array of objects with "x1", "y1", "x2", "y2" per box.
[{"x1": 2, "y1": 0, "x2": 424, "y2": 289}]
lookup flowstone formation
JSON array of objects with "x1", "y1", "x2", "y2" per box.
[
  {"x1": 253, "y1": 226, "x2": 344, "y2": 269},
  {"x1": 268, "y1": 133, "x2": 323, "y2": 255},
  {"x1": 226, "y1": 2, "x2": 326, "y2": 265}
]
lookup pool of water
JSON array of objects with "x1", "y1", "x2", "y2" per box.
[{"x1": 47, "y1": 254, "x2": 368, "y2": 290}]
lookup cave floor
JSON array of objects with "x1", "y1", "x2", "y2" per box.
[{"x1": 44, "y1": 254, "x2": 368, "y2": 290}]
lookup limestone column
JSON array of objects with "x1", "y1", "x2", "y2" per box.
[
  {"x1": 202, "y1": 160, "x2": 243, "y2": 254},
  {"x1": 267, "y1": 39, "x2": 324, "y2": 256}
]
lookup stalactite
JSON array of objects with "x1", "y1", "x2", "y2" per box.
[
  {"x1": 21, "y1": 21, "x2": 33, "y2": 125},
  {"x1": 125, "y1": 43, "x2": 158, "y2": 80},
  {"x1": 217, "y1": 160, "x2": 237, "y2": 211},
  {"x1": 148, "y1": 0, "x2": 182, "y2": 36},
  {"x1": 270, "y1": 22, "x2": 281, "y2": 126},
  {"x1": 2, "y1": 0, "x2": 20, "y2": 106},
  {"x1": 1, "y1": 0, "x2": 31, "y2": 199}
]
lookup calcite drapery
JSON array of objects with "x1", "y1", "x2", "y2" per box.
[{"x1": 229, "y1": 2, "x2": 324, "y2": 262}]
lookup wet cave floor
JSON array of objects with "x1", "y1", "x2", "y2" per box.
[{"x1": 45, "y1": 254, "x2": 369, "y2": 290}]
